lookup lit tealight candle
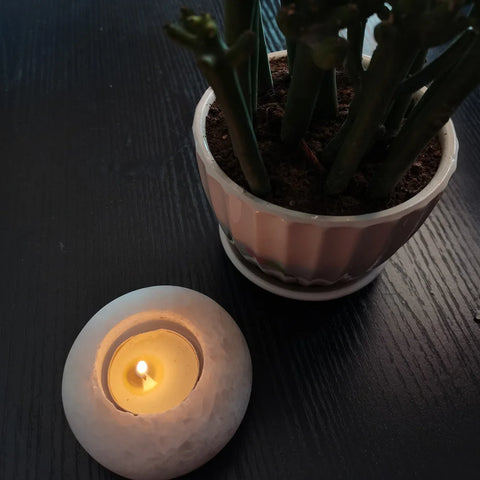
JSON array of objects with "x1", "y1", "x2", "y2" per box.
[
  {"x1": 62, "y1": 286, "x2": 252, "y2": 480},
  {"x1": 107, "y1": 329, "x2": 200, "y2": 414}
]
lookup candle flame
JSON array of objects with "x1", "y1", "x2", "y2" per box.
[{"x1": 136, "y1": 360, "x2": 148, "y2": 377}]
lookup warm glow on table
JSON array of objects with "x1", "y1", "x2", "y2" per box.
[{"x1": 107, "y1": 329, "x2": 199, "y2": 414}]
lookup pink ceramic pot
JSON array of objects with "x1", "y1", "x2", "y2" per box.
[{"x1": 193, "y1": 52, "x2": 458, "y2": 300}]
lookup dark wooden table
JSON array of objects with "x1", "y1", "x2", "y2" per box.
[{"x1": 2, "y1": 1, "x2": 480, "y2": 479}]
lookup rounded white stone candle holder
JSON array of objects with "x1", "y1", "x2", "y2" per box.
[{"x1": 62, "y1": 286, "x2": 252, "y2": 480}]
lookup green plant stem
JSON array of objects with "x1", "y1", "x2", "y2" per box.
[
  {"x1": 224, "y1": 0, "x2": 257, "y2": 118},
  {"x1": 397, "y1": 28, "x2": 477, "y2": 95},
  {"x1": 200, "y1": 57, "x2": 271, "y2": 196},
  {"x1": 384, "y1": 49, "x2": 426, "y2": 136},
  {"x1": 165, "y1": 12, "x2": 270, "y2": 196},
  {"x1": 281, "y1": 42, "x2": 324, "y2": 147},
  {"x1": 279, "y1": 0, "x2": 296, "y2": 74},
  {"x1": 315, "y1": 69, "x2": 337, "y2": 119},
  {"x1": 325, "y1": 30, "x2": 417, "y2": 195},
  {"x1": 257, "y1": 8, "x2": 273, "y2": 93},
  {"x1": 286, "y1": 40, "x2": 297, "y2": 75},
  {"x1": 346, "y1": 19, "x2": 365, "y2": 91},
  {"x1": 371, "y1": 34, "x2": 480, "y2": 198}
]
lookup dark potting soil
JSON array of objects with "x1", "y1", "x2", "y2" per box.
[{"x1": 206, "y1": 57, "x2": 442, "y2": 216}]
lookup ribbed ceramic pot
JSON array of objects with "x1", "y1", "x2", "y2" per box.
[{"x1": 193, "y1": 51, "x2": 458, "y2": 299}]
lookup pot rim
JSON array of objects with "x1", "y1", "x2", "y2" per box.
[{"x1": 193, "y1": 51, "x2": 458, "y2": 227}]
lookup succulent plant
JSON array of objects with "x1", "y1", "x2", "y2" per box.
[{"x1": 166, "y1": 1, "x2": 480, "y2": 200}]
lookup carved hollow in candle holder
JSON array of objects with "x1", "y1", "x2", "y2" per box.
[{"x1": 62, "y1": 286, "x2": 252, "y2": 480}]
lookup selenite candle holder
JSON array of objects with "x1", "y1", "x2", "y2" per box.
[{"x1": 62, "y1": 286, "x2": 252, "y2": 480}]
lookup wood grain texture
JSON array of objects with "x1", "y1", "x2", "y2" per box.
[{"x1": 1, "y1": 1, "x2": 479, "y2": 479}]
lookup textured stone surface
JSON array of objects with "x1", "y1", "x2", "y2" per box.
[{"x1": 62, "y1": 286, "x2": 252, "y2": 480}]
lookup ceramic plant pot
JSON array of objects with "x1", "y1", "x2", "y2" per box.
[{"x1": 192, "y1": 52, "x2": 458, "y2": 301}]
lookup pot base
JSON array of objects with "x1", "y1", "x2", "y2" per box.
[{"x1": 219, "y1": 227, "x2": 384, "y2": 301}]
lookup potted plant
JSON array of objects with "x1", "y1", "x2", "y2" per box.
[{"x1": 165, "y1": 1, "x2": 479, "y2": 300}]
